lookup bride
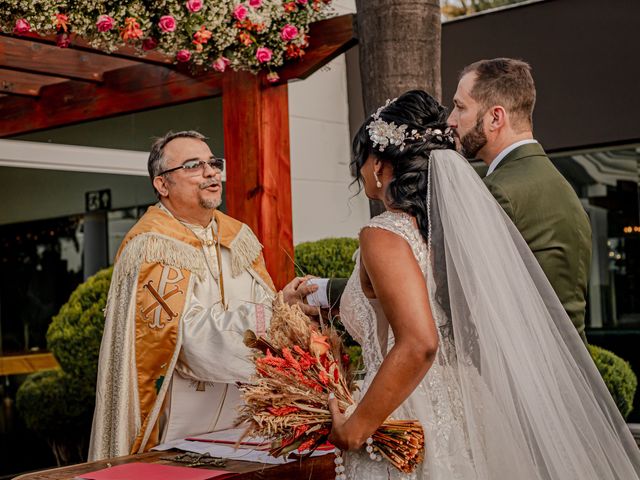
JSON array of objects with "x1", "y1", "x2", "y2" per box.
[{"x1": 326, "y1": 90, "x2": 640, "y2": 479}]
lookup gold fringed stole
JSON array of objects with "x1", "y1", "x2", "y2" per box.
[
  {"x1": 131, "y1": 262, "x2": 191, "y2": 454},
  {"x1": 115, "y1": 205, "x2": 275, "y2": 454}
]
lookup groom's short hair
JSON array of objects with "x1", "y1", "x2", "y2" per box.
[{"x1": 461, "y1": 58, "x2": 536, "y2": 132}]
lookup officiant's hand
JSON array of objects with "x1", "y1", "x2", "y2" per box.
[{"x1": 281, "y1": 275, "x2": 318, "y2": 310}]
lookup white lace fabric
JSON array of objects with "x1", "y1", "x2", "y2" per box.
[
  {"x1": 338, "y1": 150, "x2": 640, "y2": 479},
  {"x1": 340, "y1": 211, "x2": 475, "y2": 479}
]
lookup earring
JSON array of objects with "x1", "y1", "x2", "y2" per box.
[{"x1": 373, "y1": 171, "x2": 382, "y2": 188}]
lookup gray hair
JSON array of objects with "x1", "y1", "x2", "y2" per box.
[{"x1": 148, "y1": 130, "x2": 208, "y2": 197}]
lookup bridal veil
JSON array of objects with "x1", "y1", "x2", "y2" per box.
[{"x1": 426, "y1": 149, "x2": 640, "y2": 479}]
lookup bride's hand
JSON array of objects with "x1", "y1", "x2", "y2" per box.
[{"x1": 328, "y1": 394, "x2": 365, "y2": 451}]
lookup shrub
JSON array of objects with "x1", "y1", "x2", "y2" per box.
[
  {"x1": 46, "y1": 268, "x2": 112, "y2": 381},
  {"x1": 294, "y1": 237, "x2": 359, "y2": 278},
  {"x1": 16, "y1": 267, "x2": 112, "y2": 464},
  {"x1": 588, "y1": 344, "x2": 637, "y2": 419},
  {"x1": 16, "y1": 369, "x2": 93, "y2": 434}
]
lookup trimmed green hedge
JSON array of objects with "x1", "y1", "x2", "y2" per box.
[
  {"x1": 588, "y1": 344, "x2": 637, "y2": 419},
  {"x1": 16, "y1": 369, "x2": 94, "y2": 434},
  {"x1": 294, "y1": 237, "x2": 359, "y2": 278},
  {"x1": 16, "y1": 267, "x2": 112, "y2": 463},
  {"x1": 46, "y1": 268, "x2": 112, "y2": 381}
]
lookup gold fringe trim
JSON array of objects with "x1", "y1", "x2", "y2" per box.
[
  {"x1": 117, "y1": 233, "x2": 206, "y2": 281},
  {"x1": 229, "y1": 224, "x2": 263, "y2": 278}
]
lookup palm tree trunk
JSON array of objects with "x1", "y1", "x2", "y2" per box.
[{"x1": 356, "y1": 0, "x2": 442, "y2": 216}]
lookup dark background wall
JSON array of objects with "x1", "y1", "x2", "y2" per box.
[{"x1": 441, "y1": 0, "x2": 640, "y2": 153}]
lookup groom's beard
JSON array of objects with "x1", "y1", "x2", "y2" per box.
[{"x1": 458, "y1": 116, "x2": 487, "y2": 159}]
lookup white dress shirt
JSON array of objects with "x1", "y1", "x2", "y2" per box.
[{"x1": 486, "y1": 139, "x2": 538, "y2": 176}]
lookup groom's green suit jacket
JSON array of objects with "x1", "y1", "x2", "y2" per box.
[
  {"x1": 483, "y1": 142, "x2": 591, "y2": 341},
  {"x1": 327, "y1": 143, "x2": 591, "y2": 341}
]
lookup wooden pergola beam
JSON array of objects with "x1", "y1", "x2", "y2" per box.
[
  {"x1": 10, "y1": 31, "x2": 175, "y2": 67},
  {"x1": 0, "y1": 68, "x2": 68, "y2": 97},
  {"x1": 275, "y1": 14, "x2": 358, "y2": 84},
  {"x1": 0, "y1": 15, "x2": 356, "y2": 138},
  {"x1": 0, "y1": 64, "x2": 223, "y2": 136},
  {"x1": 0, "y1": 35, "x2": 136, "y2": 82}
]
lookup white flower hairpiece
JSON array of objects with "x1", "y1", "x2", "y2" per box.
[{"x1": 366, "y1": 98, "x2": 455, "y2": 152}]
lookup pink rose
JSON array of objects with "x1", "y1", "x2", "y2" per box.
[
  {"x1": 249, "y1": 0, "x2": 262, "y2": 7},
  {"x1": 233, "y1": 4, "x2": 248, "y2": 21},
  {"x1": 14, "y1": 19, "x2": 31, "y2": 34},
  {"x1": 142, "y1": 37, "x2": 158, "y2": 51},
  {"x1": 266, "y1": 71, "x2": 279, "y2": 83},
  {"x1": 158, "y1": 15, "x2": 176, "y2": 33},
  {"x1": 176, "y1": 49, "x2": 191, "y2": 62},
  {"x1": 186, "y1": 0, "x2": 203, "y2": 13},
  {"x1": 96, "y1": 15, "x2": 115, "y2": 32},
  {"x1": 255, "y1": 46, "x2": 272, "y2": 63},
  {"x1": 280, "y1": 24, "x2": 298, "y2": 41},
  {"x1": 212, "y1": 56, "x2": 231, "y2": 72}
]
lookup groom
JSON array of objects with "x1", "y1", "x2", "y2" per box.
[
  {"x1": 447, "y1": 58, "x2": 591, "y2": 343},
  {"x1": 305, "y1": 58, "x2": 591, "y2": 345}
]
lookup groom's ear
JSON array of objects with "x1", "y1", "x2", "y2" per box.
[{"x1": 488, "y1": 106, "x2": 507, "y2": 131}]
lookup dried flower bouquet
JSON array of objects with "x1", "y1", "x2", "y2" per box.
[{"x1": 237, "y1": 293, "x2": 424, "y2": 473}]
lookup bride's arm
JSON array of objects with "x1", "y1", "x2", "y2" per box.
[{"x1": 328, "y1": 226, "x2": 439, "y2": 450}]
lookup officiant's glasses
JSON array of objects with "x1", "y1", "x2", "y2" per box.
[{"x1": 158, "y1": 157, "x2": 225, "y2": 176}]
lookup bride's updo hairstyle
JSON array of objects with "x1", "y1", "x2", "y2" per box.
[{"x1": 351, "y1": 90, "x2": 454, "y2": 243}]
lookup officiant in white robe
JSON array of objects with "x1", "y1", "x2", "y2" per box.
[{"x1": 88, "y1": 131, "x2": 312, "y2": 461}]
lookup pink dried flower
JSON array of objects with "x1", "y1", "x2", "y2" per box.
[
  {"x1": 249, "y1": 0, "x2": 263, "y2": 6},
  {"x1": 56, "y1": 33, "x2": 70, "y2": 48},
  {"x1": 255, "y1": 46, "x2": 273, "y2": 63},
  {"x1": 280, "y1": 24, "x2": 298, "y2": 41},
  {"x1": 142, "y1": 37, "x2": 158, "y2": 51},
  {"x1": 186, "y1": 0, "x2": 203, "y2": 12},
  {"x1": 96, "y1": 15, "x2": 115, "y2": 32},
  {"x1": 176, "y1": 49, "x2": 192, "y2": 62},
  {"x1": 158, "y1": 15, "x2": 176, "y2": 33},
  {"x1": 296, "y1": 0, "x2": 309, "y2": 4},
  {"x1": 233, "y1": 4, "x2": 248, "y2": 21},
  {"x1": 266, "y1": 71, "x2": 280, "y2": 83},
  {"x1": 212, "y1": 56, "x2": 231, "y2": 72},
  {"x1": 14, "y1": 19, "x2": 31, "y2": 34}
]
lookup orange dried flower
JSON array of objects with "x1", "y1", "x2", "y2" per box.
[
  {"x1": 267, "y1": 406, "x2": 300, "y2": 416},
  {"x1": 121, "y1": 17, "x2": 143, "y2": 42},
  {"x1": 309, "y1": 332, "x2": 330, "y2": 357},
  {"x1": 238, "y1": 31, "x2": 252, "y2": 46}
]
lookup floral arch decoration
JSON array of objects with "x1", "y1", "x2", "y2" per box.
[{"x1": 1, "y1": 0, "x2": 333, "y2": 82}]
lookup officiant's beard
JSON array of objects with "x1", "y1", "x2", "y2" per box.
[
  {"x1": 200, "y1": 197, "x2": 222, "y2": 210},
  {"x1": 460, "y1": 116, "x2": 487, "y2": 159}
]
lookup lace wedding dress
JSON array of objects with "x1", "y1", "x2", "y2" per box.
[
  {"x1": 340, "y1": 211, "x2": 476, "y2": 479},
  {"x1": 337, "y1": 150, "x2": 640, "y2": 479}
]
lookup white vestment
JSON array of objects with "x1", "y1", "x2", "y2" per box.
[{"x1": 89, "y1": 205, "x2": 274, "y2": 461}]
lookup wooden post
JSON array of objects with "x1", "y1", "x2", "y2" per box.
[{"x1": 222, "y1": 71, "x2": 294, "y2": 290}]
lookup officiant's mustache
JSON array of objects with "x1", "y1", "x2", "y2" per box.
[{"x1": 199, "y1": 180, "x2": 220, "y2": 189}]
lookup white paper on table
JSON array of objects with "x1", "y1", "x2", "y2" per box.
[{"x1": 153, "y1": 427, "x2": 334, "y2": 465}]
